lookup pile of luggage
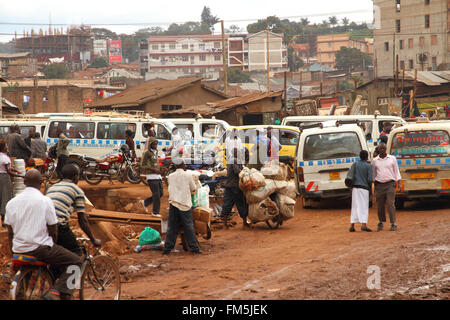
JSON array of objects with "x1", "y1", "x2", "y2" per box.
[{"x1": 239, "y1": 160, "x2": 297, "y2": 223}]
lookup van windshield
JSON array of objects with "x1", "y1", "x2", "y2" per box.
[
  {"x1": 303, "y1": 132, "x2": 362, "y2": 161},
  {"x1": 391, "y1": 130, "x2": 449, "y2": 157}
]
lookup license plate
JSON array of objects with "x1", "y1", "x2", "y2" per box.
[
  {"x1": 410, "y1": 172, "x2": 435, "y2": 179},
  {"x1": 329, "y1": 172, "x2": 340, "y2": 180}
]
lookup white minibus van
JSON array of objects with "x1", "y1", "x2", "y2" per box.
[
  {"x1": 43, "y1": 115, "x2": 175, "y2": 159},
  {"x1": 295, "y1": 121, "x2": 370, "y2": 208},
  {"x1": 0, "y1": 118, "x2": 48, "y2": 140}
]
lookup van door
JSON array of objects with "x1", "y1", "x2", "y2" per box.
[{"x1": 299, "y1": 130, "x2": 366, "y2": 199}]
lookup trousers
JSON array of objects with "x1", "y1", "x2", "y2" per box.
[
  {"x1": 221, "y1": 187, "x2": 248, "y2": 219},
  {"x1": 163, "y1": 205, "x2": 200, "y2": 253},
  {"x1": 374, "y1": 181, "x2": 396, "y2": 224},
  {"x1": 144, "y1": 179, "x2": 163, "y2": 214}
]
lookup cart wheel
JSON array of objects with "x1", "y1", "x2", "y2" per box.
[{"x1": 266, "y1": 215, "x2": 281, "y2": 229}]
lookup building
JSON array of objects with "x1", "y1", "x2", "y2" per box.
[
  {"x1": 247, "y1": 31, "x2": 287, "y2": 72},
  {"x1": 228, "y1": 35, "x2": 247, "y2": 70},
  {"x1": 89, "y1": 77, "x2": 229, "y2": 115},
  {"x1": 144, "y1": 35, "x2": 227, "y2": 81},
  {"x1": 14, "y1": 26, "x2": 93, "y2": 71},
  {"x1": 93, "y1": 39, "x2": 108, "y2": 58},
  {"x1": 373, "y1": 0, "x2": 450, "y2": 77},
  {"x1": 158, "y1": 91, "x2": 284, "y2": 125},
  {"x1": 316, "y1": 33, "x2": 372, "y2": 70},
  {"x1": 0, "y1": 52, "x2": 38, "y2": 79},
  {"x1": 0, "y1": 79, "x2": 124, "y2": 114},
  {"x1": 290, "y1": 43, "x2": 312, "y2": 63}
]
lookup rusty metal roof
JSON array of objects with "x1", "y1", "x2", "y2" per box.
[
  {"x1": 403, "y1": 71, "x2": 450, "y2": 86},
  {"x1": 91, "y1": 77, "x2": 204, "y2": 108},
  {"x1": 159, "y1": 91, "x2": 283, "y2": 116}
]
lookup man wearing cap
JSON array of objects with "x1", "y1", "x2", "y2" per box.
[{"x1": 140, "y1": 136, "x2": 163, "y2": 217}]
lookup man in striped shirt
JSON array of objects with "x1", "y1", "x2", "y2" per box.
[{"x1": 46, "y1": 164, "x2": 101, "y2": 255}]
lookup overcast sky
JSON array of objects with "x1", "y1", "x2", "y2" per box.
[{"x1": 0, "y1": 0, "x2": 373, "y2": 42}]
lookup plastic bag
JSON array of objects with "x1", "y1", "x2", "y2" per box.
[
  {"x1": 261, "y1": 160, "x2": 288, "y2": 181},
  {"x1": 192, "y1": 181, "x2": 210, "y2": 209},
  {"x1": 278, "y1": 181, "x2": 297, "y2": 199},
  {"x1": 138, "y1": 227, "x2": 162, "y2": 246},
  {"x1": 248, "y1": 198, "x2": 279, "y2": 223},
  {"x1": 239, "y1": 167, "x2": 266, "y2": 192},
  {"x1": 276, "y1": 193, "x2": 296, "y2": 220}
]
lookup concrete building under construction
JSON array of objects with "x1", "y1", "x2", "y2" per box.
[{"x1": 14, "y1": 25, "x2": 94, "y2": 71}]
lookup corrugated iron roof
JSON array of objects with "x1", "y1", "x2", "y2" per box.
[
  {"x1": 404, "y1": 71, "x2": 450, "y2": 86},
  {"x1": 160, "y1": 91, "x2": 283, "y2": 116},
  {"x1": 90, "y1": 77, "x2": 204, "y2": 108},
  {"x1": 0, "y1": 52, "x2": 30, "y2": 59}
]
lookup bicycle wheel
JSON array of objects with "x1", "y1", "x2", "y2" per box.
[
  {"x1": 83, "y1": 167, "x2": 104, "y2": 185},
  {"x1": 79, "y1": 255, "x2": 121, "y2": 300},
  {"x1": 10, "y1": 267, "x2": 53, "y2": 300}
]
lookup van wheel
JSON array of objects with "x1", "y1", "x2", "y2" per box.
[
  {"x1": 301, "y1": 197, "x2": 313, "y2": 209},
  {"x1": 395, "y1": 199, "x2": 405, "y2": 210}
]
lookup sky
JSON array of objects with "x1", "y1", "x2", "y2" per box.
[{"x1": 0, "y1": 0, "x2": 374, "y2": 42}]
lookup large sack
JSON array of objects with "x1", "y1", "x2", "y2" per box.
[
  {"x1": 239, "y1": 167, "x2": 266, "y2": 192},
  {"x1": 244, "y1": 179, "x2": 288, "y2": 204},
  {"x1": 276, "y1": 193, "x2": 296, "y2": 220},
  {"x1": 261, "y1": 160, "x2": 288, "y2": 181},
  {"x1": 278, "y1": 180, "x2": 297, "y2": 199},
  {"x1": 248, "y1": 198, "x2": 279, "y2": 223}
]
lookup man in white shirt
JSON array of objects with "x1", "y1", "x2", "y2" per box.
[
  {"x1": 372, "y1": 143, "x2": 402, "y2": 231},
  {"x1": 224, "y1": 128, "x2": 244, "y2": 164},
  {"x1": 162, "y1": 160, "x2": 201, "y2": 254},
  {"x1": 5, "y1": 169, "x2": 82, "y2": 300}
]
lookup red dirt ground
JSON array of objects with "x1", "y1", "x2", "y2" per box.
[{"x1": 0, "y1": 181, "x2": 449, "y2": 300}]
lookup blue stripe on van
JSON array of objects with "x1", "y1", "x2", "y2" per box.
[{"x1": 298, "y1": 157, "x2": 360, "y2": 167}]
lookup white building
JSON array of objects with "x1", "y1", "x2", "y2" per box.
[
  {"x1": 247, "y1": 31, "x2": 287, "y2": 72},
  {"x1": 144, "y1": 35, "x2": 227, "y2": 81},
  {"x1": 373, "y1": 0, "x2": 450, "y2": 77}
]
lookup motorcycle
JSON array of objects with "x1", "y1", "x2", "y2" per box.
[{"x1": 82, "y1": 144, "x2": 141, "y2": 185}]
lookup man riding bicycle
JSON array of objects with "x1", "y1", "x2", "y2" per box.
[{"x1": 46, "y1": 164, "x2": 101, "y2": 256}]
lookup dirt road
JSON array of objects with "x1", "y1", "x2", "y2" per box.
[{"x1": 0, "y1": 181, "x2": 448, "y2": 300}]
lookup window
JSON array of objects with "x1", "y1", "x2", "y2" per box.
[
  {"x1": 151, "y1": 44, "x2": 158, "y2": 50},
  {"x1": 279, "y1": 129, "x2": 299, "y2": 146},
  {"x1": 49, "y1": 121, "x2": 95, "y2": 139},
  {"x1": 199, "y1": 55, "x2": 206, "y2": 62},
  {"x1": 400, "y1": 60, "x2": 405, "y2": 70},
  {"x1": 409, "y1": 59, "x2": 414, "y2": 69},
  {"x1": 303, "y1": 132, "x2": 362, "y2": 161},
  {"x1": 396, "y1": 0, "x2": 401, "y2": 12},
  {"x1": 142, "y1": 123, "x2": 172, "y2": 140},
  {"x1": 431, "y1": 35, "x2": 438, "y2": 45},
  {"x1": 408, "y1": 38, "x2": 413, "y2": 48},
  {"x1": 432, "y1": 56, "x2": 437, "y2": 69},
  {"x1": 169, "y1": 43, "x2": 176, "y2": 49},
  {"x1": 190, "y1": 56, "x2": 195, "y2": 64},
  {"x1": 328, "y1": 42, "x2": 332, "y2": 48},
  {"x1": 160, "y1": 44, "x2": 165, "y2": 49},
  {"x1": 425, "y1": 15, "x2": 430, "y2": 28},
  {"x1": 420, "y1": 36, "x2": 425, "y2": 48},
  {"x1": 199, "y1": 43, "x2": 205, "y2": 50},
  {"x1": 396, "y1": 20, "x2": 401, "y2": 33},
  {"x1": 97, "y1": 122, "x2": 136, "y2": 140},
  {"x1": 182, "y1": 44, "x2": 188, "y2": 50},
  {"x1": 384, "y1": 42, "x2": 389, "y2": 51},
  {"x1": 183, "y1": 68, "x2": 190, "y2": 74},
  {"x1": 391, "y1": 130, "x2": 449, "y2": 158},
  {"x1": 399, "y1": 39, "x2": 404, "y2": 49},
  {"x1": 175, "y1": 124, "x2": 194, "y2": 140},
  {"x1": 181, "y1": 55, "x2": 188, "y2": 62},
  {"x1": 214, "y1": 42, "x2": 221, "y2": 49},
  {"x1": 214, "y1": 55, "x2": 221, "y2": 61}
]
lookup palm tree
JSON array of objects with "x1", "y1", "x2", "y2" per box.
[
  {"x1": 342, "y1": 17, "x2": 350, "y2": 26},
  {"x1": 328, "y1": 16, "x2": 338, "y2": 27},
  {"x1": 300, "y1": 18, "x2": 310, "y2": 26}
]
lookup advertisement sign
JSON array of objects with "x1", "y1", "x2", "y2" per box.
[
  {"x1": 108, "y1": 40, "x2": 122, "y2": 64},
  {"x1": 392, "y1": 130, "x2": 449, "y2": 157}
]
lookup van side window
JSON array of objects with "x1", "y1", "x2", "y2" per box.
[
  {"x1": 0, "y1": 126, "x2": 9, "y2": 139},
  {"x1": 175, "y1": 124, "x2": 194, "y2": 140},
  {"x1": 154, "y1": 124, "x2": 171, "y2": 140},
  {"x1": 49, "y1": 121, "x2": 95, "y2": 139},
  {"x1": 280, "y1": 129, "x2": 299, "y2": 145},
  {"x1": 201, "y1": 123, "x2": 219, "y2": 138},
  {"x1": 18, "y1": 126, "x2": 35, "y2": 139},
  {"x1": 97, "y1": 122, "x2": 136, "y2": 140},
  {"x1": 360, "y1": 121, "x2": 373, "y2": 139}
]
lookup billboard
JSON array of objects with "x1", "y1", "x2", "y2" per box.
[{"x1": 108, "y1": 40, "x2": 122, "y2": 63}]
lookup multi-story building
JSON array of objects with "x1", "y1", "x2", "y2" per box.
[
  {"x1": 14, "y1": 26, "x2": 93, "y2": 71},
  {"x1": 373, "y1": 0, "x2": 450, "y2": 77},
  {"x1": 316, "y1": 33, "x2": 372, "y2": 70},
  {"x1": 140, "y1": 32, "x2": 288, "y2": 80},
  {"x1": 144, "y1": 35, "x2": 227, "y2": 81},
  {"x1": 247, "y1": 31, "x2": 287, "y2": 72},
  {"x1": 0, "y1": 52, "x2": 37, "y2": 78}
]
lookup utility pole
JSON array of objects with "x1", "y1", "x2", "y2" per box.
[
  {"x1": 395, "y1": 54, "x2": 399, "y2": 96},
  {"x1": 299, "y1": 71, "x2": 303, "y2": 99},
  {"x1": 283, "y1": 71, "x2": 287, "y2": 108},
  {"x1": 221, "y1": 20, "x2": 228, "y2": 96},
  {"x1": 266, "y1": 20, "x2": 270, "y2": 92}
]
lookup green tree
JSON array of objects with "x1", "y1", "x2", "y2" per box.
[
  {"x1": 227, "y1": 68, "x2": 253, "y2": 83},
  {"x1": 43, "y1": 63, "x2": 68, "y2": 79},
  {"x1": 335, "y1": 47, "x2": 373, "y2": 71},
  {"x1": 92, "y1": 28, "x2": 118, "y2": 40},
  {"x1": 120, "y1": 34, "x2": 139, "y2": 63},
  {"x1": 88, "y1": 57, "x2": 109, "y2": 68},
  {"x1": 287, "y1": 46, "x2": 304, "y2": 71},
  {"x1": 227, "y1": 25, "x2": 242, "y2": 34},
  {"x1": 342, "y1": 17, "x2": 350, "y2": 26},
  {"x1": 300, "y1": 18, "x2": 310, "y2": 26},
  {"x1": 201, "y1": 6, "x2": 220, "y2": 30}
]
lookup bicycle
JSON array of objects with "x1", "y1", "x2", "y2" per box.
[{"x1": 9, "y1": 238, "x2": 121, "y2": 300}]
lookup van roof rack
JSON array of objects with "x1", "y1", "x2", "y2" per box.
[{"x1": 299, "y1": 120, "x2": 361, "y2": 131}]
